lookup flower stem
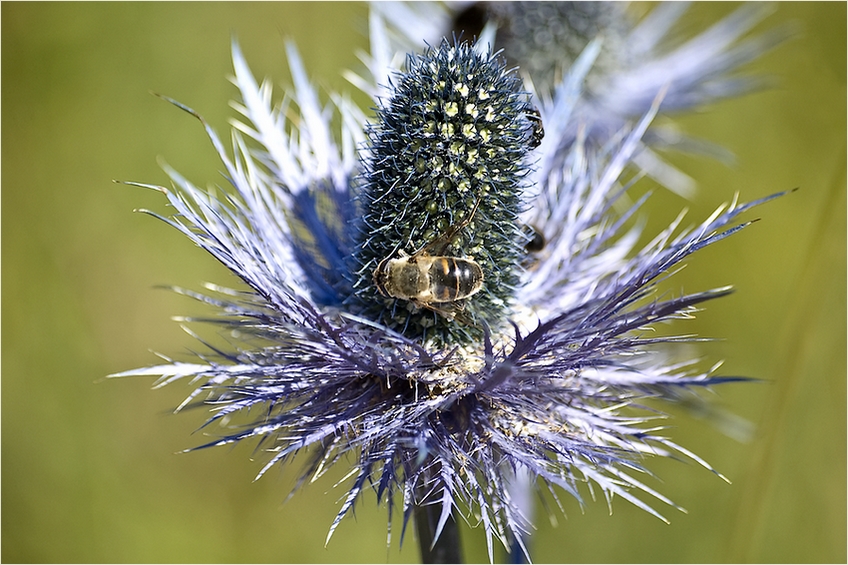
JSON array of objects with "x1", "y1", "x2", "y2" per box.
[{"x1": 414, "y1": 502, "x2": 463, "y2": 564}]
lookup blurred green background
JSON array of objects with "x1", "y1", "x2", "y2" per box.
[{"x1": 2, "y1": 2, "x2": 844, "y2": 563}]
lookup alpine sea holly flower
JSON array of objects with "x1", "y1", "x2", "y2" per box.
[{"x1": 112, "y1": 7, "x2": 786, "y2": 563}]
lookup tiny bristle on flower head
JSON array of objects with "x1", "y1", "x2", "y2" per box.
[{"x1": 351, "y1": 40, "x2": 536, "y2": 345}]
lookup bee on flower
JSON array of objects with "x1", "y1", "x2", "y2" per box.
[{"x1": 114, "y1": 3, "x2": 789, "y2": 562}]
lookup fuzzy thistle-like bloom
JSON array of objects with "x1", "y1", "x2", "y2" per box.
[{"x1": 114, "y1": 5, "x2": 786, "y2": 562}]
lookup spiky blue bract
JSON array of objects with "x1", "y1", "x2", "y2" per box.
[
  {"x1": 351, "y1": 40, "x2": 534, "y2": 345},
  {"x1": 113, "y1": 12, "x2": 787, "y2": 562}
]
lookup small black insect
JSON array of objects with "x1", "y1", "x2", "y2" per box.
[
  {"x1": 526, "y1": 107, "x2": 545, "y2": 149},
  {"x1": 523, "y1": 224, "x2": 546, "y2": 253}
]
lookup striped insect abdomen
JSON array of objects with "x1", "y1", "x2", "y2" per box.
[{"x1": 428, "y1": 257, "x2": 484, "y2": 302}]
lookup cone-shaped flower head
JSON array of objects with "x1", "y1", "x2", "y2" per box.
[
  {"x1": 455, "y1": 1, "x2": 632, "y2": 95},
  {"x1": 352, "y1": 41, "x2": 535, "y2": 344}
]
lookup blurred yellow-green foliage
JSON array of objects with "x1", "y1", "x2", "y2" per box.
[{"x1": 2, "y1": 2, "x2": 845, "y2": 563}]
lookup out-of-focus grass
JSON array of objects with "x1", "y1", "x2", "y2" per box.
[{"x1": 2, "y1": 2, "x2": 844, "y2": 563}]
